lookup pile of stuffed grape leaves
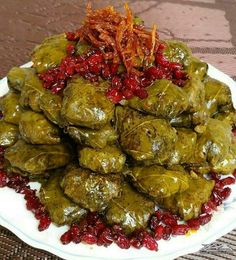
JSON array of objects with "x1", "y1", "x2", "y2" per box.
[{"x1": 1, "y1": 3, "x2": 236, "y2": 252}]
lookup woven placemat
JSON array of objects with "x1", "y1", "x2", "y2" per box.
[{"x1": 0, "y1": 0, "x2": 236, "y2": 259}]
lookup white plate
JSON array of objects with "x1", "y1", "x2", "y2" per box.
[{"x1": 0, "y1": 63, "x2": 236, "y2": 260}]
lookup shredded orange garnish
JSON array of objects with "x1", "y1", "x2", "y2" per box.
[{"x1": 76, "y1": 3, "x2": 159, "y2": 74}]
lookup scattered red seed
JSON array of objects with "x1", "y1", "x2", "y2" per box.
[
  {"x1": 154, "y1": 225, "x2": 165, "y2": 240},
  {"x1": 0, "y1": 170, "x2": 8, "y2": 187},
  {"x1": 187, "y1": 219, "x2": 200, "y2": 230},
  {"x1": 172, "y1": 224, "x2": 190, "y2": 236},
  {"x1": 220, "y1": 177, "x2": 235, "y2": 186},
  {"x1": 198, "y1": 214, "x2": 212, "y2": 225},
  {"x1": 60, "y1": 230, "x2": 72, "y2": 245}
]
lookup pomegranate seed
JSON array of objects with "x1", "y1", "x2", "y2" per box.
[
  {"x1": 211, "y1": 192, "x2": 223, "y2": 206},
  {"x1": 154, "y1": 210, "x2": 163, "y2": 220},
  {"x1": 123, "y1": 76, "x2": 139, "y2": 91},
  {"x1": 187, "y1": 218, "x2": 200, "y2": 230},
  {"x1": 220, "y1": 177, "x2": 235, "y2": 186},
  {"x1": 106, "y1": 88, "x2": 123, "y2": 104},
  {"x1": 0, "y1": 170, "x2": 8, "y2": 187},
  {"x1": 214, "y1": 181, "x2": 224, "y2": 191},
  {"x1": 97, "y1": 228, "x2": 113, "y2": 247},
  {"x1": 162, "y1": 226, "x2": 172, "y2": 240},
  {"x1": 156, "y1": 54, "x2": 169, "y2": 67},
  {"x1": 66, "y1": 44, "x2": 75, "y2": 56},
  {"x1": 169, "y1": 62, "x2": 182, "y2": 71},
  {"x1": 174, "y1": 70, "x2": 186, "y2": 79},
  {"x1": 145, "y1": 66, "x2": 163, "y2": 80},
  {"x1": 66, "y1": 32, "x2": 77, "y2": 41},
  {"x1": 111, "y1": 76, "x2": 122, "y2": 90},
  {"x1": 81, "y1": 233, "x2": 97, "y2": 245},
  {"x1": 60, "y1": 230, "x2": 72, "y2": 245},
  {"x1": 201, "y1": 200, "x2": 216, "y2": 214},
  {"x1": 162, "y1": 217, "x2": 177, "y2": 227},
  {"x1": 114, "y1": 234, "x2": 130, "y2": 249},
  {"x1": 150, "y1": 216, "x2": 160, "y2": 230},
  {"x1": 122, "y1": 88, "x2": 134, "y2": 100},
  {"x1": 154, "y1": 225, "x2": 164, "y2": 240},
  {"x1": 142, "y1": 234, "x2": 158, "y2": 251},
  {"x1": 135, "y1": 88, "x2": 148, "y2": 99},
  {"x1": 172, "y1": 224, "x2": 189, "y2": 235},
  {"x1": 130, "y1": 237, "x2": 142, "y2": 249},
  {"x1": 38, "y1": 215, "x2": 51, "y2": 231},
  {"x1": 218, "y1": 187, "x2": 231, "y2": 200},
  {"x1": 157, "y1": 43, "x2": 166, "y2": 52},
  {"x1": 198, "y1": 214, "x2": 212, "y2": 225}
]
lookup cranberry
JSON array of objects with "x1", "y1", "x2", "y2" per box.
[
  {"x1": 187, "y1": 218, "x2": 200, "y2": 230},
  {"x1": 172, "y1": 224, "x2": 189, "y2": 235},
  {"x1": 60, "y1": 230, "x2": 72, "y2": 245},
  {"x1": 38, "y1": 215, "x2": 51, "y2": 231},
  {"x1": 0, "y1": 170, "x2": 8, "y2": 187}
]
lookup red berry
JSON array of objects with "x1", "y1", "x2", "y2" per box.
[
  {"x1": 135, "y1": 88, "x2": 148, "y2": 99},
  {"x1": 220, "y1": 177, "x2": 235, "y2": 186},
  {"x1": 122, "y1": 88, "x2": 134, "y2": 100},
  {"x1": 66, "y1": 32, "x2": 77, "y2": 41},
  {"x1": 162, "y1": 216, "x2": 177, "y2": 227},
  {"x1": 162, "y1": 226, "x2": 172, "y2": 240},
  {"x1": 60, "y1": 230, "x2": 72, "y2": 245},
  {"x1": 187, "y1": 218, "x2": 200, "y2": 230},
  {"x1": 198, "y1": 214, "x2": 212, "y2": 225},
  {"x1": 130, "y1": 237, "x2": 142, "y2": 249},
  {"x1": 38, "y1": 215, "x2": 51, "y2": 231},
  {"x1": 106, "y1": 88, "x2": 123, "y2": 104},
  {"x1": 142, "y1": 234, "x2": 158, "y2": 251},
  {"x1": 97, "y1": 228, "x2": 113, "y2": 247},
  {"x1": 81, "y1": 233, "x2": 97, "y2": 245},
  {"x1": 0, "y1": 170, "x2": 8, "y2": 187},
  {"x1": 154, "y1": 225, "x2": 164, "y2": 240},
  {"x1": 66, "y1": 44, "x2": 75, "y2": 56},
  {"x1": 115, "y1": 234, "x2": 130, "y2": 249},
  {"x1": 172, "y1": 224, "x2": 189, "y2": 235},
  {"x1": 218, "y1": 187, "x2": 231, "y2": 200}
]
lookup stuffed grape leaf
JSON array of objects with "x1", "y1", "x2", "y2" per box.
[
  {"x1": 79, "y1": 145, "x2": 126, "y2": 174},
  {"x1": 61, "y1": 77, "x2": 114, "y2": 129},
  {"x1": 0, "y1": 120, "x2": 19, "y2": 147},
  {"x1": 61, "y1": 167, "x2": 121, "y2": 212},
  {"x1": 4, "y1": 140, "x2": 71, "y2": 175},
  {"x1": 126, "y1": 165, "x2": 189, "y2": 199},
  {"x1": 40, "y1": 173, "x2": 87, "y2": 226},
  {"x1": 106, "y1": 182, "x2": 155, "y2": 234},
  {"x1": 19, "y1": 110, "x2": 60, "y2": 144}
]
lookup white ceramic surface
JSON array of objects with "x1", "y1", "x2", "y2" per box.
[{"x1": 0, "y1": 63, "x2": 236, "y2": 260}]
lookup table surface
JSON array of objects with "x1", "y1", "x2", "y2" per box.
[{"x1": 0, "y1": 0, "x2": 236, "y2": 259}]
